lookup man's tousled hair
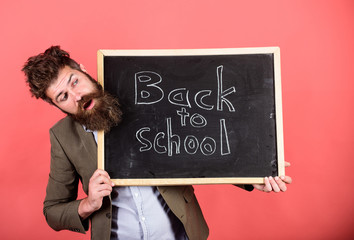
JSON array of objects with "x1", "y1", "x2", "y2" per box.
[{"x1": 22, "y1": 46, "x2": 81, "y2": 103}]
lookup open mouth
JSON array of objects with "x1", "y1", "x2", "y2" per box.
[{"x1": 83, "y1": 99, "x2": 95, "y2": 110}]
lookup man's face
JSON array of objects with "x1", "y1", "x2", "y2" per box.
[
  {"x1": 46, "y1": 65, "x2": 97, "y2": 115},
  {"x1": 46, "y1": 65, "x2": 122, "y2": 132}
]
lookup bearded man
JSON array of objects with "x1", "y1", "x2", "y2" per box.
[{"x1": 22, "y1": 46, "x2": 292, "y2": 240}]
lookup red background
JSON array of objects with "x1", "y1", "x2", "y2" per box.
[{"x1": 1, "y1": 0, "x2": 353, "y2": 239}]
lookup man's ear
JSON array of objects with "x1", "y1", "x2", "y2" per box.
[{"x1": 79, "y1": 64, "x2": 87, "y2": 73}]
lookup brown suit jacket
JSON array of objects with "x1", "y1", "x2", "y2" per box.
[{"x1": 43, "y1": 116, "x2": 209, "y2": 240}]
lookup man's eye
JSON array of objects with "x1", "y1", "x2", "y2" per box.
[
  {"x1": 61, "y1": 93, "x2": 68, "y2": 101},
  {"x1": 73, "y1": 79, "x2": 78, "y2": 86}
]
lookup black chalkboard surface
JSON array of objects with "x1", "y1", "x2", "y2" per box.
[{"x1": 97, "y1": 48, "x2": 284, "y2": 185}]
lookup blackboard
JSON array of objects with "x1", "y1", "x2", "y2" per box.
[{"x1": 97, "y1": 47, "x2": 284, "y2": 186}]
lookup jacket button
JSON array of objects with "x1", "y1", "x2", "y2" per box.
[{"x1": 106, "y1": 213, "x2": 111, "y2": 219}]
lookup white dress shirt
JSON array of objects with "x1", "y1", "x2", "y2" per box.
[{"x1": 110, "y1": 186, "x2": 187, "y2": 240}]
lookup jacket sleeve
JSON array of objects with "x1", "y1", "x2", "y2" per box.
[{"x1": 43, "y1": 129, "x2": 89, "y2": 234}]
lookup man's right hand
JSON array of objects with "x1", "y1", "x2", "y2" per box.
[{"x1": 78, "y1": 169, "x2": 115, "y2": 220}]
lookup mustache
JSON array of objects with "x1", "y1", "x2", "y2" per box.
[{"x1": 78, "y1": 90, "x2": 103, "y2": 110}]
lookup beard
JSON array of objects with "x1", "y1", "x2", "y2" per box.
[{"x1": 69, "y1": 82, "x2": 123, "y2": 132}]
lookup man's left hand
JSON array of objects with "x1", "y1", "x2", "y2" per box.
[{"x1": 253, "y1": 162, "x2": 292, "y2": 193}]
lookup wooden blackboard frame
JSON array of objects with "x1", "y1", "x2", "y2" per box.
[{"x1": 97, "y1": 47, "x2": 284, "y2": 186}]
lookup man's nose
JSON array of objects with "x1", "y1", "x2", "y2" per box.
[
  {"x1": 74, "y1": 94, "x2": 82, "y2": 101},
  {"x1": 69, "y1": 89, "x2": 82, "y2": 101}
]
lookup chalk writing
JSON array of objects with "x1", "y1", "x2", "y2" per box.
[{"x1": 135, "y1": 65, "x2": 236, "y2": 157}]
